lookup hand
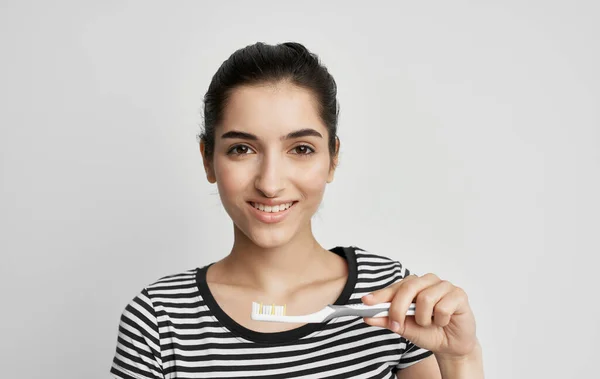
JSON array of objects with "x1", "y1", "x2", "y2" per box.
[{"x1": 361, "y1": 273, "x2": 478, "y2": 359}]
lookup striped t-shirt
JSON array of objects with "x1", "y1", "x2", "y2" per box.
[{"x1": 110, "y1": 246, "x2": 433, "y2": 378}]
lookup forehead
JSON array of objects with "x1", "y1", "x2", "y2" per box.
[{"x1": 219, "y1": 82, "x2": 327, "y2": 138}]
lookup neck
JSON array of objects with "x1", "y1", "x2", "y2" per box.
[{"x1": 222, "y1": 222, "x2": 332, "y2": 295}]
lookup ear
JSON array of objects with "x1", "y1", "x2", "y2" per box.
[
  {"x1": 327, "y1": 137, "x2": 340, "y2": 184},
  {"x1": 199, "y1": 140, "x2": 217, "y2": 184}
]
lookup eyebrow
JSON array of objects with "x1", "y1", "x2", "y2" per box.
[{"x1": 220, "y1": 128, "x2": 323, "y2": 141}]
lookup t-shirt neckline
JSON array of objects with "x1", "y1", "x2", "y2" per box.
[{"x1": 195, "y1": 246, "x2": 358, "y2": 344}]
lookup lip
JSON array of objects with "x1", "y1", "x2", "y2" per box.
[
  {"x1": 246, "y1": 199, "x2": 298, "y2": 207},
  {"x1": 247, "y1": 201, "x2": 298, "y2": 224}
]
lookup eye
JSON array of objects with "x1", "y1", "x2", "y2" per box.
[
  {"x1": 227, "y1": 144, "x2": 255, "y2": 155},
  {"x1": 291, "y1": 145, "x2": 315, "y2": 156}
]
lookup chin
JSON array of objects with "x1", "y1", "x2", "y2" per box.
[
  {"x1": 248, "y1": 229, "x2": 293, "y2": 249},
  {"x1": 227, "y1": 202, "x2": 312, "y2": 249},
  {"x1": 233, "y1": 222, "x2": 295, "y2": 249}
]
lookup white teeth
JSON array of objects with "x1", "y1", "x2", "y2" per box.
[{"x1": 251, "y1": 202, "x2": 294, "y2": 213}]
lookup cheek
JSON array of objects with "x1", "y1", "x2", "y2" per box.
[
  {"x1": 213, "y1": 160, "x2": 250, "y2": 200},
  {"x1": 292, "y1": 159, "x2": 330, "y2": 194}
]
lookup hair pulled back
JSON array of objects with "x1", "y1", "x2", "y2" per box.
[{"x1": 198, "y1": 42, "x2": 340, "y2": 165}]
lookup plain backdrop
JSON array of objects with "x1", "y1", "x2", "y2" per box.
[{"x1": 1, "y1": 0, "x2": 598, "y2": 378}]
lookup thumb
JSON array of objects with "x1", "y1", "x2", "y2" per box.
[
  {"x1": 363, "y1": 312, "x2": 425, "y2": 349},
  {"x1": 361, "y1": 285, "x2": 398, "y2": 305},
  {"x1": 394, "y1": 315, "x2": 427, "y2": 347}
]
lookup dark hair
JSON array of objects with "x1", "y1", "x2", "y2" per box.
[{"x1": 198, "y1": 42, "x2": 340, "y2": 167}]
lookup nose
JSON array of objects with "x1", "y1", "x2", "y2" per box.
[{"x1": 254, "y1": 153, "x2": 285, "y2": 198}]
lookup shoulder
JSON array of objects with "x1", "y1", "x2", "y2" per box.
[
  {"x1": 352, "y1": 246, "x2": 411, "y2": 277},
  {"x1": 121, "y1": 267, "x2": 199, "y2": 311},
  {"x1": 146, "y1": 267, "x2": 198, "y2": 289},
  {"x1": 139, "y1": 267, "x2": 199, "y2": 301},
  {"x1": 349, "y1": 246, "x2": 412, "y2": 298}
]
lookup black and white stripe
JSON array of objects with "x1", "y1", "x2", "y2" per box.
[{"x1": 111, "y1": 246, "x2": 432, "y2": 378}]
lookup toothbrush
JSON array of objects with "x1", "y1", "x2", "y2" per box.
[{"x1": 251, "y1": 301, "x2": 416, "y2": 323}]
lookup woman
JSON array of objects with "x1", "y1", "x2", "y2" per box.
[{"x1": 110, "y1": 42, "x2": 483, "y2": 379}]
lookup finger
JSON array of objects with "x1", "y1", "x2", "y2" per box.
[
  {"x1": 414, "y1": 280, "x2": 454, "y2": 327},
  {"x1": 362, "y1": 316, "x2": 389, "y2": 329},
  {"x1": 361, "y1": 274, "x2": 417, "y2": 305},
  {"x1": 433, "y1": 286, "x2": 469, "y2": 327},
  {"x1": 388, "y1": 273, "x2": 441, "y2": 331}
]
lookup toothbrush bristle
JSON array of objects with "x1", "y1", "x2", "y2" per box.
[{"x1": 252, "y1": 301, "x2": 286, "y2": 316}]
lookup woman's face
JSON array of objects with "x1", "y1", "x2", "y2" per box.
[{"x1": 201, "y1": 81, "x2": 338, "y2": 249}]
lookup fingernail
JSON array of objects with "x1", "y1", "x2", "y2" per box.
[
  {"x1": 362, "y1": 294, "x2": 373, "y2": 301},
  {"x1": 389, "y1": 321, "x2": 400, "y2": 332}
]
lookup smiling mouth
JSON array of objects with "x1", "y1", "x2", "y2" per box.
[{"x1": 248, "y1": 201, "x2": 298, "y2": 213}]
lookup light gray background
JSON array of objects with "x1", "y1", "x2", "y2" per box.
[{"x1": 1, "y1": 1, "x2": 598, "y2": 378}]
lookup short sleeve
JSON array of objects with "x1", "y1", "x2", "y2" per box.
[
  {"x1": 110, "y1": 288, "x2": 164, "y2": 379},
  {"x1": 396, "y1": 337, "x2": 434, "y2": 370}
]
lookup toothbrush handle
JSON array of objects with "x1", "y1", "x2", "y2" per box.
[{"x1": 331, "y1": 303, "x2": 416, "y2": 318}]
